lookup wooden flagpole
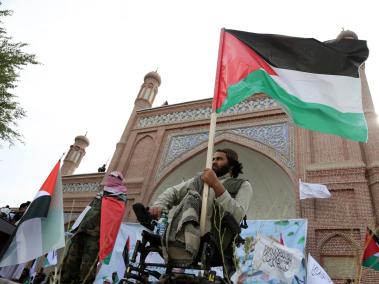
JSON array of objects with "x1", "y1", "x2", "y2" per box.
[
  {"x1": 60, "y1": 152, "x2": 65, "y2": 161},
  {"x1": 200, "y1": 112, "x2": 217, "y2": 235},
  {"x1": 357, "y1": 264, "x2": 363, "y2": 284},
  {"x1": 200, "y1": 28, "x2": 225, "y2": 236},
  {"x1": 356, "y1": 242, "x2": 364, "y2": 284}
]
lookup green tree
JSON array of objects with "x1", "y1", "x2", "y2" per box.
[{"x1": 0, "y1": 7, "x2": 37, "y2": 146}]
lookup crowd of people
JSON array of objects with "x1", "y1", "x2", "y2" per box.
[
  {"x1": 1, "y1": 148, "x2": 251, "y2": 283},
  {"x1": 0, "y1": 265, "x2": 54, "y2": 284},
  {"x1": 1, "y1": 200, "x2": 55, "y2": 283},
  {"x1": 0, "y1": 201, "x2": 31, "y2": 224}
]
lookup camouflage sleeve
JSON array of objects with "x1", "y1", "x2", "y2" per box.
[{"x1": 151, "y1": 178, "x2": 195, "y2": 211}]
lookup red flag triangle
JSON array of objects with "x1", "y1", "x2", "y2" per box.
[
  {"x1": 363, "y1": 228, "x2": 379, "y2": 261},
  {"x1": 39, "y1": 161, "x2": 60, "y2": 196}
]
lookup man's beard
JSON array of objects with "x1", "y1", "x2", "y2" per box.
[{"x1": 212, "y1": 164, "x2": 230, "y2": 177}]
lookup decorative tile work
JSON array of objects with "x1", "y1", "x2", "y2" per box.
[
  {"x1": 63, "y1": 182, "x2": 100, "y2": 193},
  {"x1": 228, "y1": 123, "x2": 295, "y2": 170},
  {"x1": 157, "y1": 122, "x2": 294, "y2": 180},
  {"x1": 230, "y1": 124, "x2": 289, "y2": 157},
  {"x1": 162, "y1": 132, "x2": 210, "y2": 168},
  {"x1": 138, "y1": 97, "x2": 278, "y2": 128}
]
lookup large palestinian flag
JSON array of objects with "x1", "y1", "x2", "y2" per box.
[
  {"x1": 0, "y1": 161, "x2": 65, "y2": 267},
  {"x1": 213, "y1": 29, "x2": 369, "y2": 142},
  {"x1": 362, "y1": 228, "x2": 379, "y2": 271}
]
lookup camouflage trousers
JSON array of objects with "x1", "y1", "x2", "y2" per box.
[{"x1": 59, "y1": 232, "x2": 99, "y2": 284}]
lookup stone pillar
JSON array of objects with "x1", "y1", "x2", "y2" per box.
[
  {"x1": 333, "y1": 30, "x2": 379, "y2": 226},
  {"x1": 135, "y1": 71, "x2": 161, "y2": 110},
  {"x1": 108, "y1": 71, "x2": 161, "y2": 173},
  {"x1": 61, "y1": 135, "x2": 90, "y2": 176},
  {"x1": 360, "y1": 64, "x2": 379, "y2": 225},
  {"x1": 310, "y1": 29, "x2": 364, "y2": 168}
]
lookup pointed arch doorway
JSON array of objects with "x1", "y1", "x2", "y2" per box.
[{"x1": 150, "y1": 141, "x2": 296, "y2": 220}]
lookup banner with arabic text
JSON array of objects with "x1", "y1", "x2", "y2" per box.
[{"x1": 232, "y1": 219, "x2": 307, "y2": 284}]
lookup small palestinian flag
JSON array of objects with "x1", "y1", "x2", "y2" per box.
[
  {"x1": 362, "y1": 228, "x2": 379, "y2": 271},
  {"x1": 122, "y1": 236, "x2": 130, "y2": 267},
  {"x1": 213, "y1": 29, "x2": 369, "y2": 142},
  {"x1": 0, "y1": 161, "x2": 65, "y2": 267},
  {"x1": 99, "y1": 196, "x2": 126, "y2": 261}
]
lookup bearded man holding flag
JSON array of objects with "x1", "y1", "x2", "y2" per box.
[{"x1": 60, "y1": 171, "x2": 127, "y2": 284}]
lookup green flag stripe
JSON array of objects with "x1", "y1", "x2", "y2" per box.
[
  {"x1": 103, "y1": 252, "x2": 112, "y2": 265},
  {"x1": 363, "y1": 255, "x2": 379, "y2": 271},
  {"x1": 217, "y1": 69, "x2": 367, "y2": 142}
]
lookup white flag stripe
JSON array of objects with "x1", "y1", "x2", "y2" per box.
[
  {"x1": 252, "y1": 235, "x2": 303, "y2": 283},
  {"x1": 12, "y1": 263, "x2": 26, "y2": 280},
  {"x1": 299, "y1": 180, "x2": 331, "y2": 200},
  {"x1": 33, "y1": 190, "x2": 50, "y2": 200},
  {"x1": 0, "y1": 164, "x2": 65, "y2": 267},
  {"x1": 45, "y1": 250, "x2": 58, "y2": 267},
  {"x1": 70, "y1": 205, "x2": 92, "y2": 232},
  {"x1": 29, "y1": 258, "x2": 38, "y2": 278},
  {"x1": 0, "y1": 264, "x2": 17, "y2": 279},
  {"x1": 0, "y1": 219, "x2": 43, "y2": 266},
  {"x1": 307, "y1": 254, "x2": 334, "y2": 284},
  {"x1": 272, "y1": 66, "x2": 363, "y2": 113}
]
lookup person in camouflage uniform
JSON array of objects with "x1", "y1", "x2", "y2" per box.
[{"x1": 60, "y1": 171, "x2": 128, "y2": 284}]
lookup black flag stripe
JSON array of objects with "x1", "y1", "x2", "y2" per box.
[
  {"x1": 19, "y1": 195, "x2": 51, "y2": 223},
  {"x1": 226, "y1": 29, "x2": 369, "y2": 78}
]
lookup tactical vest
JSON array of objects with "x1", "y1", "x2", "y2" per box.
[
  {"x1": 222, "y1": 177, "x2": 245, "y2": 198},
  {"x1": 209, "y1": 177, "x2": 246, "y2": 251}
]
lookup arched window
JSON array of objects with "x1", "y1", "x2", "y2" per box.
[{"x1": 319, "y1": 232, "x2": 360, "y2": 281}]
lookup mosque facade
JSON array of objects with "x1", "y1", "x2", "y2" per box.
[{"x1": 61, "y1": 32, "x2": 379, "y2": 283}]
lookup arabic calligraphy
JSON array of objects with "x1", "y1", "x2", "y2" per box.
[{"x1": 262, "y1": 244, "x2": 293, "y2": 272}]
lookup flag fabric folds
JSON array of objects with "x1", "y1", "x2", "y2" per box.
[
  {"x1": 0, "y1": 161, "x2": 65, "y2": 267},
  {"x1": 99, "y1": 196, "x2": 126, "y2": 261},
  {"x1": 0, "y1": 263, "x2": 25, "y2": 280},
  {"x1": 362, "y1": 228, "x2": 379, "y2": 271},
  {"x1": 212, "y1": 29, "x2": 369, "y2": 142},
  {"x1": 122, "y1": 236, "x2": 130, "y2": 267},
  {"x1": 44, "y1": 250, "x2": 58, "y2": 267},
  {"x1": 69, "y1": 205, "x2": 92, "y2": 232},
  {"x1": 252, "y1": 235, "x2": 303, "y2": 283},
  {"x1": 299, "y1": 180, "x2": 331, "y2": 200},
  {"x1": 306, "y1": 254, "x2": 334, "y2": 284}
]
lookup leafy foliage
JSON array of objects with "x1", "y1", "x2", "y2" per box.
[{"x1": 0, "y1": 7, "x2": 38, "y2": 146}]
